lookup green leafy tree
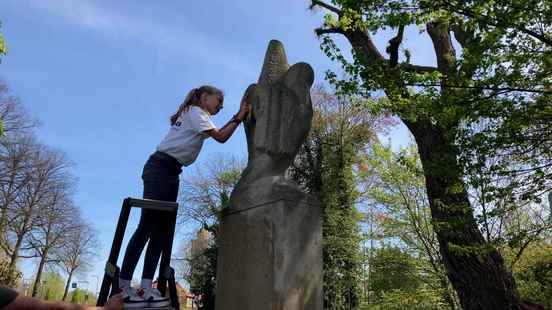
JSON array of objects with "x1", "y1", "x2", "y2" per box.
[
  {"x1": 360, "y1": 143, "x2": 459, "y2": 308},
  {"x1": 0, "y1": 253, "x2": 20, "y2": 287},
  {"x1": 367, "y1": 288, "x2": 450, "y2": 310},
  {"x1": 188, "y1": 237, "x2": 218, "y2": 310},
  {"x1": 38, "y1": 272, "x2": 65, "y2": 301},
  {"x1": 0, "y1": 21, "x2": 6, "y2": 58},
  {"x1": 422, "y1": 0, "x2": 552, "y2": 204},
  {"x1": 309, "y1": 0, "x2": 549, "y2": 308},
  {"x1": 367, "y1": 247, "x2": 449, "y2": 310},
  {"x1": 69, "y1": 288, "x2": 95, "y2": 305},
  {"x1": 0, "y1": 21, "x2": 7, "y2": 135},
  {"x1": 504, "y1": 242, "x2": 552, "y2": 308},
  {"x1": 290, "y1": 86, "x2": 392, "y2": 309},
  {"x1": 369, "y1": 247, "x2": 421, "y2": 295}
]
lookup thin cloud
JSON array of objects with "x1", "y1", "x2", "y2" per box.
[{"x1": 16, "y1": 0, "x2": 255, "y2": 78}]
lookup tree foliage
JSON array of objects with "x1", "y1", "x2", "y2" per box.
[
  {"x1": 37, "y1": 272, "x2": 65, "y2": 301},
  {"x1": 0, "y1": 253, "x2": 20, "y2": 287},
  {"x1": 290, "y1": 86, "x2": 392, "y2": 309},
  {"x1": 504, "y1": 242, "x2": 552, "y2": 308},
  {"x1": 0, "y1": 81, "x2": 95, "y2": 301},
  {"x1": 0, "y1": 21, "x2": 6, "y2": 59},
  {"x1": 366, "y1": 247, "x2": 450, "y2": 310},
  {"x1": 359, "y1": 143, "x2": 460, "y2": 308},
  {"x1": 177, "y1": 155, "x2": 243, "y2": 310},
  {"x1": 310, "y1": 0, "x2": 550, "y2": 308}
]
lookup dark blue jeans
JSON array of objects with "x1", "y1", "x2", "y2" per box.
[{"x1": 120, "y1": 151, "x2": 182, "y2": 281}]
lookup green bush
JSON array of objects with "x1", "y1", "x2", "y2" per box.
[
  {"x1": 362, "y1": 288, "x2": 449, "y2": 310},
  {"x1": 0, "y1": 254, "x2": 21, "y2": 287},
  {"x1": 506, "y1": 243, "x2": 552, "y2": 308}
]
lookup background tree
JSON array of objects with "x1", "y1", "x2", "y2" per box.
[
  {"x1": 290, "y1": 85, "x2": 394, "y2": 309},
  {"x1": 55, "y1": 221, "x2": 99, "y2": 301},
  {"x1": 0, "y1": 81, "x2": 38, "y2": 250},
  {"x1": 0, "y1": 80, "x2": 97, "y2": 301},
  {"x1": 0, "y1": 252, "x2": 20, "y2": 287},
  {"x1": 0, "y1": 21, "x2": 6, "y2": 59},
  {"x1": 366, "y1": 246, "x2": 450, "y2": 310},
  {"x1": 309, "y1": 0, "x2": 550, "y2": 308},
  {"x1": 3, "y1": 143, "x2": 63, "y2": 270},
  {"x1": 0, "y1": 82, "x2": 37, "y2": 137},
  {"x1": 360, "y1": 141, "x2": 552, "y2": 308},
  {"x1": 423, "y1": 0, "x2": 552, "y2": 205},
  {"x1": 177, "y1": 154, "x2": 243, "y2": 310},
  {"x1": 37, "y1": 271, "x2": 65, "y2": 301},
  {"x1": 0, "y1": 135, "x2": 36, "y2": 262},
  {"x1": 359, "y1": 142, "x2": 460, "y2": 308},
  {"x1": 0, "y1": 22, "x2": 9, "y2": 134},
  {"x1": 69, "y1": 288, "x2": 95, "y2": 306},
  {"x1": 27, "y1": 175, "x2": 77, "y2": 297},
  {"x1": 505, "y1": 242, "x2": 552, "y2": 309}
]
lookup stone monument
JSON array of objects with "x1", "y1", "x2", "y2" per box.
[{"x1": 214, "y1": 40, "x2": 322, "y2": 310}]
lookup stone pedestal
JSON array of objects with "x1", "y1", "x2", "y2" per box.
[{"x1": 215, "y1": 177, "x2": 322, "y2": 310}]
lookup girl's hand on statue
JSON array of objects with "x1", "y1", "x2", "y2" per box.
[{"x1": 237, "y1": 99, "x2": 250, "y2": 120}]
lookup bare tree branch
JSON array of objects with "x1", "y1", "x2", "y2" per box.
[
  {"x1": 314, "y1": 27, "x2": 344, "y2": 36},
  {"x1": 316, "y1": 25, "x2": 437, "y2": 74},
  {"x1": 387, "y1": 25, "x2": 405, "y2": 67},
  {"x1": 442, "y1": 0, "x2": 552, "y2": 47},
  {"x1": 310, "y1": 0, "x2": 342, "y2": 15},
  {"x1": 426, "y1": 20, "x2": 456, "y2": 75}
]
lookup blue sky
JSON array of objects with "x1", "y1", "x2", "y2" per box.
[{"x1": 0, "y1": 0, "x2": 432, "y2": 293}]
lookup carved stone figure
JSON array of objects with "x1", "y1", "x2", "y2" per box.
[{"x1": 215, "y1": 40, "x2": 322, "y2": 310}]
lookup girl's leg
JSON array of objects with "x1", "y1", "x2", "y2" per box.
[
  {"x1": 120, "y1": 177, "x2": 166, "y2": 285},
  {"x1": 120, "y1": 209, "x2": 154, "y2": 283},
  {"x1": 141, "y1": 180, "x2": 179, "y2": 282}
]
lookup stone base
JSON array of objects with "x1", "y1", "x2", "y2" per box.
[{"x1": 215, "y1": 182, "x2": 322, "y2": 310}]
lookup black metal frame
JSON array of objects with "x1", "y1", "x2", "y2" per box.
[{"x1": 96, "y1": 198, "x2": 180, "y2": 310}]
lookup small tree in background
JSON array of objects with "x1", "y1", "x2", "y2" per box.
[
  {"x1": 290, "y1": 85, "x2": 395, "y2": 309},
  {"x1": 0, "y1": 21, "x2": 6, "y2": 58},
  {"x1": 0, "y1": 21, "x2": 7, "y2": 134},
  {"x1": 177, "y1": 154, "x2": 243, "y2": 310},
  {"x1": 505, "y1": 242, "x2": 552, "y2": 309},
  {"x1": 69, "y1": 288, "x2": 95, "y2": 306},
  {"x1": 359, "y1": 143, "x2": 460, "y2": 308},
  {"x1": 38, "y1": 272, "x2": 65, "y2": 301},
  {"x1": 0, "y1": 253, "x2": 20, "y2": 287},
  {"x1": 56, "y1": 221, "x2": 99, "y2": 301}
]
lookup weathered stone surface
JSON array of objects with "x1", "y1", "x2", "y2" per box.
[
  {"x1": 235, "y1": 39, "x2": 314, "y2": 192},
  {"x1": 215, "y1": 178, "x2": 322, "y2": 310},
  {"x1": 215, "y1": 40, "x2": 322, "y2": 310}
]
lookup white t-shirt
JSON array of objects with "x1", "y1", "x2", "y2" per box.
[{"x1": 156, "y1": 106, "x2": 216, "y2": 166}]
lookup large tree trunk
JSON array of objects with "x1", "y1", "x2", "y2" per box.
[
  {"x1": 63, "y1": 270, "x2": 73, "y2": 301},
  {"x1": 8, "y1": 230, "x2": 25, "y2": 270},
  {"x1": 407, "y1": 121, "x2": 533, "y2": 310},
  {"x1": 31, "y1": 250, "x2": 47, "y2": 298}
]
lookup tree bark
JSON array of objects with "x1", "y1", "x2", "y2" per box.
[
  {"x1": 63, "y1": 270, "x2": 73, "y2": 301},
  {"x1": 407, "y1": 121, "x2": 527, "y2": 309},
  {"x1": 31, "y1": 248, "x2": 48, "y2": 298}
]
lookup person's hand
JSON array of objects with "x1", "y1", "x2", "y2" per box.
[
  {"x1": 102, "y1": 292, "x2": 123, "y2": 310},
  {"x1": 236, "y1": 89, "x2": 251, "y2": 121}
]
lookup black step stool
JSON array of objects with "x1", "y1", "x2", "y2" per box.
[{"x1": 96, "y1": 198, "x2": 180, "y2": 310}]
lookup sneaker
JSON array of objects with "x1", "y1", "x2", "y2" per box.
[
  {"x1": 143, "y1": 287, "x2": 171, "y2": 308},
  {"x1": 122, "y1": 286, "x2": 148, "y2": 309}
]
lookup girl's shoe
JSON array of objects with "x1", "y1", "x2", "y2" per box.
[
  {"x1": 122, "y1": 287, "x2": 148, "y2": 308},
  {"x1": 143, "y1": 287, "x2": 171, "y2": 308}
]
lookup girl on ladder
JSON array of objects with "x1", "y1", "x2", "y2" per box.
[{"x1": 119, "y1": 85, "x2": 249, "y2": 308}]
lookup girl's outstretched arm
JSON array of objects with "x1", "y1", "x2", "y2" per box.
[{"x1": 205, "y1": 97, "x2": 249, "y2": 143}]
